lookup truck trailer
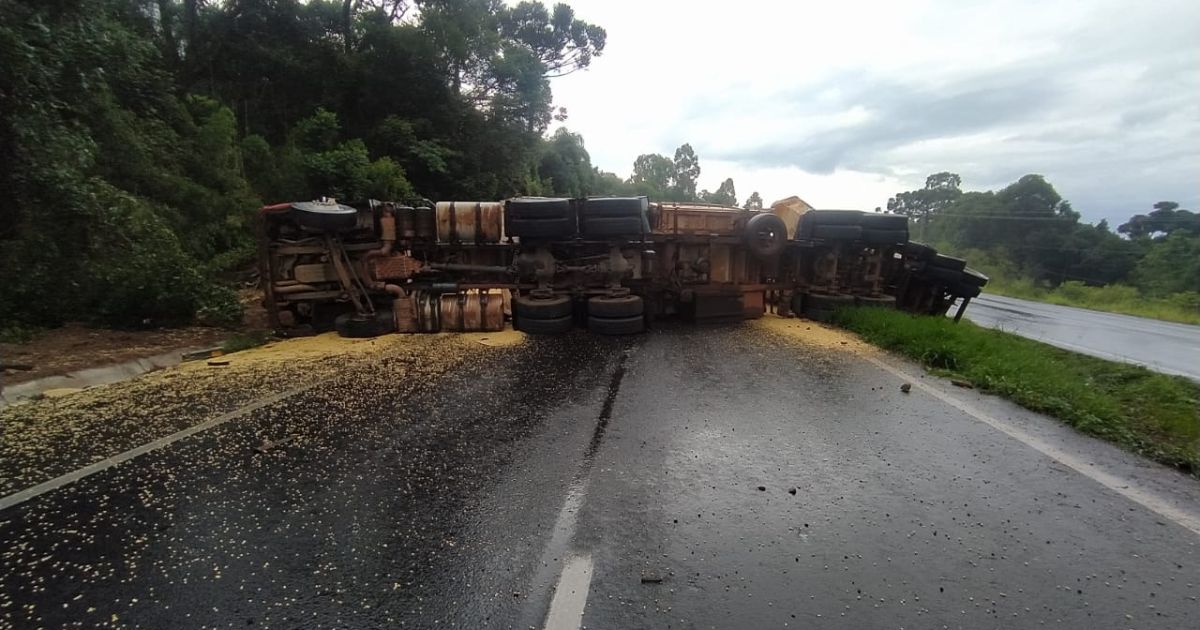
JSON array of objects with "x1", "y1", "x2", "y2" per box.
[{"x1": 256, "y1": 196, "x2": 987, "y2": 337}]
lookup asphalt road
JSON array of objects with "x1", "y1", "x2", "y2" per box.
[
  {"x1": 964, "y1": 294, "x2": 1200, "y2": 381},
  {"x1": 1, "y1": 322, "x2": 1198, "y2": 629}
]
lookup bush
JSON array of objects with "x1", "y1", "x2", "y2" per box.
[
  {"x1": 85, "y1": 185, "x2": 212, "y2": 327},
  {"x1": 195, "y1": 284, "x2": 244, "y2": 328}
]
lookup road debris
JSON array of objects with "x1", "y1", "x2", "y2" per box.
[
  {"x1": 951, "y1": 379, "x2": 974, "y2": 389},
  {"x1": 640, "y1": 570, "x2": 664, "y2": 584},
  {"x1": 252, "y1": 435, "x2": 294, "y2": 454},
  {"x1": 900, "y1": 383, "x2": 912, "y2": 393}
]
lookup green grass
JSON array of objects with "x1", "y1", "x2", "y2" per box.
[
  {"x1": 985, "y1": 279, "x2": 1200, "y2": 326},
  {"x1": 929, "y1": 244, "x2": 1200, "y2": 325},
  {"x1": 833, "y1": 307, "x2": 1200, "y2": 474}
]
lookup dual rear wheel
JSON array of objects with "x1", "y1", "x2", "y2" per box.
[
  {"x1": 587, "y1": 295, "x2": 645, "y2": 335},
  {"x1": 513, "y1": 294, "x2": 646, "y2": 335}
]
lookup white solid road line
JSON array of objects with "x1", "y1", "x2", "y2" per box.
[
  {"x1": 0, "y1": 384, "x2": 312, "y2": 512},
  {"x1": 543, "y1": 554, "x2": 594, "y2": 630},
  {"x1": 861, "y1": 354, "x2": 1200, "y2": 538}
]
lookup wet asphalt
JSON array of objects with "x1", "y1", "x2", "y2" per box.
[
  {"x1": 1, "y1": 323, "x2": 1198, "y2": 629},
  {"x1": 965, "y1": 294, "x2": 1200, "y2": 381}
]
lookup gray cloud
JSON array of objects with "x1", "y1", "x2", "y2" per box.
[
  {"x1": 551, "y1": 0, "x2": 1200, "y2": 223},
  {"x1": 712, "y1": 68, "x2": 1063, "y2": 174}
]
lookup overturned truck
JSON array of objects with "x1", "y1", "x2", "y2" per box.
[{"x1": 257, "y1": 196, "x2": 987, "y2": 337}]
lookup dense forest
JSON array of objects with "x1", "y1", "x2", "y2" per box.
[
  {"x1": 887, "y1": 173, "x2": 1199, "y2": 311},
  {"x1": 1, "y1": 1, "x2": 1192, "y2": 333},
  {"x1": 0, "y1": 0, "x2": 757, "y2": 332}
]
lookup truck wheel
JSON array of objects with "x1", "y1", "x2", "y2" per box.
[
  {"x1": 588, "y1": 315, "x2": 645, "y2": 335},
  {"x1": 790, "y1": 292, "x2": 806, "y2": 315},
  {"x1": 860, "y1": 213, "x2": 909, "y2": 230},
  {"x1": 803, "y1": 293, "x2": 854, "y2": 322},
  {"x1": 743, "y1": 212, "x2": 788, "y2": 258},
  {"x1": 517, "y1": 314, "x2": 573, "y2": 335},
  {"x1": 862, "y1": 229, "x2": 908, "y2": 245},
  {"x1": 335, "y1": 311, "x2": 395, "y2": 338},
  {"x1": 588, "y1": 295, "x2": 643, "y2": 318},
  {"x1": 812, "y1": 225, "x2": 863, "y2": 241},
  {"x1": 806, "y1": 293, "x2": 856, "y2": 310},
  {"x1": 804, "y1": 210, "x2": 864, "y2": 225},
  {"x1": 515, "y1": 295, "x2": 572, "y2": 319},
  {"x1": 802, "y1": 307, "x2": 834, "y2": 322}
]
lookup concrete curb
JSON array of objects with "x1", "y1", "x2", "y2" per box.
[{"x1": 0, "y1": 348, "x2": 206, "y2": 410}]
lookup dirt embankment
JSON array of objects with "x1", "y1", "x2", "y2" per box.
[{"x1": 1, "y1": 324, "x2": 229, "y2": 386}]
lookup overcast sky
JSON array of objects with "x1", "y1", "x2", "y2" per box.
[{"x1": 547, "y1": 0, "x2": 1200, "y2": 225}]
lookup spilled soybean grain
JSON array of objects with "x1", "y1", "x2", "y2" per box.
[
  {"x1": 0, "y1": 332, "x2": 526, "y2": 496},
  {"x1": 0, "y1": 329, "x2": 589, "y2": 630}
]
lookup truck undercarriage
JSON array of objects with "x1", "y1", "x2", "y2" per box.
[{"x1": 257, "y1": 196, "x2": 987, "y2": 337}]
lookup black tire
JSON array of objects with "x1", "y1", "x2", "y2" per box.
[
  {"x1": 904, "y1": 241, "x2": 937, "y2": 262},
  {"x1": 806, "y1": 293, "x2": 856, "y2": 310},
  {"x1": 856, "y1": 295, "x2": 897, "y2": 308},
  {"x1": 931, "y1": 254, "x2": 967, "y2": 271},
  {"x1": 335, "y1": 311, "x2": 395, "y2": 338},
  {"x1": 588, "y1": 295, "x2": 644, "y2": 318},
  {"x1": 805, "y1": 210, "x2": 864, "y2": 225},
  {"x1": 798, "y1": 210, "x2": 863, "y2": 238},
  {"x1": 790, "y1": 292, "x2": 806, "y2": 315},
  {"x1": 583, "y1": 197, "x2": 648, "y2": 217},
  {"x1": 507, "y1": 217, "x2": 576, "y2": 239},
  {"x1": 517, "y1": 314, "x2": 574, "y2": 335},
  {"x1": 506, "y1": 197, "x2": 573, "y2": 219},
  {"x1": 743, "y1": 212, "x2": 788, "y2": 258},
  {"x1": 802, "y1": 307, "x2": 835, "y2": 323},
  {"x1": 813, "y1": 224, "x2": 863, "y2": 241},
  {"x1": 580, "y1": 216, "x2": 645, "y2": 238},
  {"x1": 860, "y1": 213, "x2": 909, "y2": 229},
  {"x1": 290, "y1": 201, "x2": 359, "y2": 232},
  {"x1": 588, "y1": 315, "x2": 645, "y2": 335},
  {"x1": 961, "y1": 267, "x2": 989, "y2": 287},
  {"x1": 515, "y1": 295, "x2": 573, "y2": 319},
  {"x1": 862, "y1": 229, "x2": 908, "y2": 245}
]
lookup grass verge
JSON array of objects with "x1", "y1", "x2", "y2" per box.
[
  {"x1": 832, "y1": 307, "x2": 1200, "y2": 474},
  {"x1": 984, "y1": 279, "x2": 1200, "y2": 326}
]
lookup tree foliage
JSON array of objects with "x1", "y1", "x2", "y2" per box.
[
  {"x1": 629, "y1": 153, "x2": 676, "y2": 197},
  {"x1": 895, "y1": 173, "x2": 1197, "y2": 299},
  {"x1": 886, "y1": 171, "x2": 962, "y2": 221},
  {"x1": 671, "y1": 143, "x2": 701, "y2": 200},
  {"x1": 1118, "y1": 201, "x2": 1200, "y2": 239},
  {"x1": 701, "y1": 178, "x2": 737, "y2": 206},
  {"x1": 0, "y1": 0, "x2": 608, "y2": 328}
]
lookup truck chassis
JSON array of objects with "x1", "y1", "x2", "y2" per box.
[{"x1": 257, "y1": 196, "x2": 986, "y2": 337}]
